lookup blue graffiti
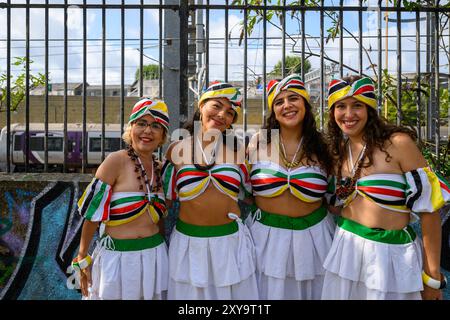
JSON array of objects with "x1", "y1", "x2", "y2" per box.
[
  {"x1": 18, "y1": 188, "x2": 80, "y2": 300},
  {"x1": 1, "y1": 190, "x2": 36, "y2": 237}
]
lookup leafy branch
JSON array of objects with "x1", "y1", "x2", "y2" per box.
[{"x1": 0, "y1": 57, "x2": 47, "y2": 113}]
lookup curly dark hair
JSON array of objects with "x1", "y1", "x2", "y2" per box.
[
  {"x1": 326, "y1": 75, "x2": 417, "y2": 176},
  {"x1": 260, "y1": 97, "x2": 333, "y2": 175}
]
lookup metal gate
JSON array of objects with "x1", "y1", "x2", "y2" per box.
[{"x1": 0, "y1": 0, "x2": 449, "y2": 173}]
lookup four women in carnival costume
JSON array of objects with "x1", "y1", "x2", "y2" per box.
[
  {"x1": 246, "y1": 74, "x2": 335, "y2": 299},
  {"x1": 73, "y1": 73, "x2": 449, "y2": 300},
  {"x1": 74, "y1": 98, "x2": 170, "y2": 299},
  {"x1": 323, "y1": 75, "x2": 449, "y2": 300}
]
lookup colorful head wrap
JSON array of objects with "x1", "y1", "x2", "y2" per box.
[
  {"x1": 327, "y1": 77, "x2": 377, "y2": 109},
  {"x1": 128, "y1": 98, "x2": 169, "y2": 131},
  {"x1": 198, "y1": 82, "x2": 242, "y2": 115},
  {"x1": 267, "y1": 74, "x2": 310, "y2": 112}
]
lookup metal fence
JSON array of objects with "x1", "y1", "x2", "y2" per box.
[{"x1": 0, "y1": 0, "x2": 449, "y2": 173}]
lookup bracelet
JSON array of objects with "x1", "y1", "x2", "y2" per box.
[
  {"x1": 422, "y1": 271, "x2": 447, "y2": 290},
  {"x1": 71, "y1": 255, "x2": 92, "y2": 272}
]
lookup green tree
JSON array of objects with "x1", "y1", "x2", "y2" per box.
[
  {"x1": 381, "y1": 70, "x2": 449, "y2": 127},
  {"x1": 135, "y1": 64, "x2": 160, "y2": 80},
  {"x1": 0, "y1": 57, "x2": 46, "y2": 112},
  {"x1": 270, "y1": 55, "x2": 311, "y2": 77}
]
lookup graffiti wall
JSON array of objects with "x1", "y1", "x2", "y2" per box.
[
  {"x1": 0, "y1": 179, "x2": 449, "y2": 300},
  {"x1": 0, "y1": 181, "x2": 84, "y2": 300}
]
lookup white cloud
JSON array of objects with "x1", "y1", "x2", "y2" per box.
[{"x1": 1, "y1": 6, "x2": 448, "y2": 86}]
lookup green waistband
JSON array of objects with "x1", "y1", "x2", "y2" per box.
[
  {"x1": 103, "y1": 233, "x2": 165, "y2": 251},
  {"x1": 176, "y1": 219, "x2": 239, "y2": 238},
  {"x1": 252, "y1": 205, "x2": 327, "y2": 230},
  {"x1": 337, "y1": 216, "x2": 416, "y2": 245}
]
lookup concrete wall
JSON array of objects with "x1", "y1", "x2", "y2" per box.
[
  {"x1": 0, "y1": 96, "x2": 140, "y2": 127},
  {"x1": 0, "y1": 96, "x2": 267, "y2": 128},
  {"x1": 0, "y1": 173, "x2": 450, "y2": 300}
]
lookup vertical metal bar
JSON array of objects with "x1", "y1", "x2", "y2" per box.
[
  {"x1": 396, "y1": 1, "x2": 401, "y2": 125},
  {"x1": 158, "y1": 1, "x2": 163, "y2": 159},
  {"x1": 262, "y1": 0, "x2": 267, "y2": 123},
  {"x1": 377, "y1": 1, "x2": 382, "y2": 115},
  {"x1": 320, "y1": 0, "x2": 324, "y2": 129},
  {"x1": 140, "y1": 0, "x2": 144, "y2": 96},
  {"x1": 206, "y1": 0, "x2": 210, "y2": 86},
  {"x1": 25, "y1": 0, "x2": 30, "y2": 172},
  {"x1": 6, "y1": 0, "x2": 11, "y2": 173},
  {"x1": 179, "y1": 0, "x2": 189, "y2": 127},
  {"x1": 358, "y1": 0, "x2": 363, "y2": 75},
  {"x1": 243, "y1": 0, "x2": 248, "y2": 132},
  {"x1": 101, "y1": 0, "x2": 106, "y2": 162},
  {"x1": 225, "y1": 0, "x2": 229, "y2": 82},
  {"x1": 384, "y1": 0, "x2": 389, "y2": 118},
  {"x1": 426, "y1": 11, "x2": 432, "y2": 140},
  {"x1": 301, "y1": 0, "x2": 305, "y2": 80},
  {"x1": 281, "y1": 0, "x2": 286, "y2": 77},
  {"x1": 159, "y1": 0, "x2": 163, "y2": 98},
  {"x1": 434, "y1": 3, "x2": 440, "y2": 167},
  {"x1": 63, "y1": 0, "x2": 68, "y2": 172},
  {"x1": 82, "y1": 0, "x2": 87, "y2": 172},
  {"x1": 196, "y1": 0, "x2": 204, "y2": 96},
  {"x1": 416, "y1": 10, "x2": 421, "y2": 142},
  {"x1": 120, "y1": 0, "x2": 125, "y2": 150},
  {"x1": 339, "y1": 0, "x2": 343, "y2": 78},
  {"x1": 44, "y1": 0, "x2": 49, "y2": 172}
]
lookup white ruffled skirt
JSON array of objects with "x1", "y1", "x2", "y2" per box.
[
  {"x1": 322, "y1": 217, "x2": 423, "y2": 300},
  {"x1": 167, "y1": 215, "x2": 259, "y2": 300},
  {"x1": 87, "y1": 234, "x2": 169, "y2": 300},
  {"x1": 246, "y1": 207, "x2": 336, "y2": 300}
]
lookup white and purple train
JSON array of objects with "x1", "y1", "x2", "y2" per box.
[{"x1": 0, "y1": 123, "x2": 124, "y2": 172}]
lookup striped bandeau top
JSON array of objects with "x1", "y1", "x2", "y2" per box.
[
  {"x1": 162, "y1": 160, "x2": 251, "y2": 202},
  {"x1": 106, "y1": 192, "x2": 166, "y2": 226},
  {"x1": 77, "y1": 178, "x2": 167, "y2": 225},
  {"x1": 326, "y1": 167, "x2": 450, "y2": 213},
  {"x1": 250, "y1": 161, "x2": 328, "y2": 203}
]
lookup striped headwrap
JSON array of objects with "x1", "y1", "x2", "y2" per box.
[
  {"x1": 327, "y1": 77, "x2": 377, "y2": 109},
  {"x1": 128, "y1": 98, "x2": 169, "y2": 131},
  {"x1": 267, "y1": 74, "x2": 310, "y2": 112},
  {"x1": 198, "y1": 82, "x2": 242, "y2": 114}
]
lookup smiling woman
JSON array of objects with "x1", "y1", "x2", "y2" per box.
[
  {"x1": 74, "y1": 98, "x2": 170, "y2": 300},
  {"x1": 325, "y1": 75, "x2": 450, "y2": 300},
  {"x1": 245, "y1": 74, "x2": 335, "y2": 300},
  {"x1": 161, "y1": 82, "x2": 259, "y2": 300}
]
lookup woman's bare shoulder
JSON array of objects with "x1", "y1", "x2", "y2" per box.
[{"x1": 95, "y1": 150, "x2": 128, "y2": 185}]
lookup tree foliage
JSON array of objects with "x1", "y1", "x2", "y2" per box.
[
  {"x1": 0, "y1": 57, "x2": 46, "y2": 112},
  {"x1": 232, "y1": 0, "x2": 449, "y2": 175},
  {"x1": 135, "y1": 64, "x2": 160, "y2": 80},
  {"x1": 380, "y1": 69, "x2": 449, "y2": 127},
  {"x1": 270, "y1": 55, "x2": 311, "y2": 77}
]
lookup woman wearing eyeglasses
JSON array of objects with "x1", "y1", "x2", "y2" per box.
[
  {"x1": 73, "y1": 98, "x2": 170, "y2": 300},
  {"x1": 323, "y1": 75, "x2": 449, "y2": 300},
  {"x1": 162, "y1": 82, "x2": 258, "y2": 300}
]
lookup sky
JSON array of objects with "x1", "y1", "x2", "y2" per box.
[{"x1": 0, "y1": 0, "x2": 449, "y2": 87}]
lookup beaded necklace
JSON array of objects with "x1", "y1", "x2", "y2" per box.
[
  {"x1": 336, "y1": 140, "x2": 367, "y2": 199},
  {"x1": 127, "y1": 145, "x2": 161, "y2": 194}
]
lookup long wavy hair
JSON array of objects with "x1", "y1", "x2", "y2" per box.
[
  {"x1": 261, "y1": 97, "x2": 333, "y2": 175},
  {"x1": 326, "y1": 75, "x2": 417, "y2": 176}
]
